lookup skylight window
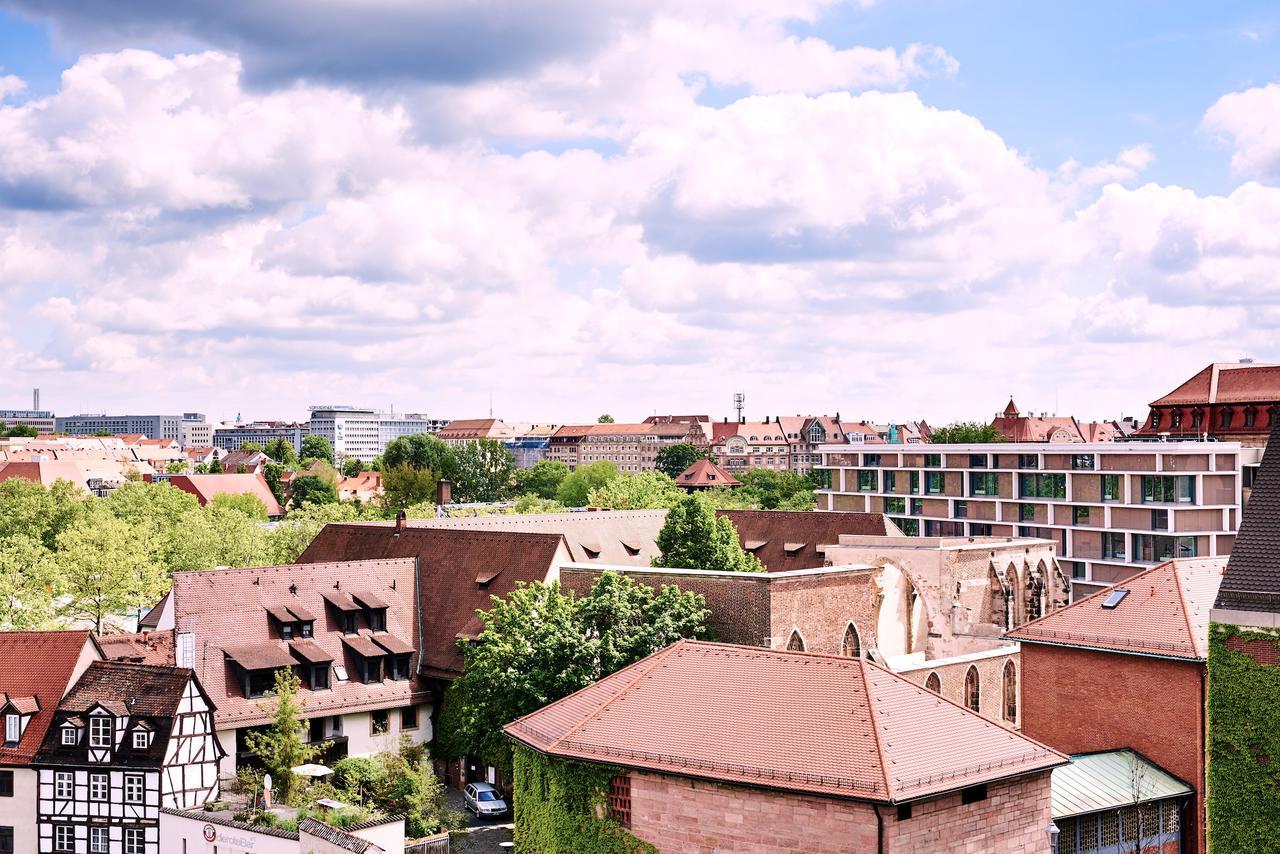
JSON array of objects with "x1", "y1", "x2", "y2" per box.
[{"x1": 1101, "y1": 588, "x2": 1129, "y2": 609}]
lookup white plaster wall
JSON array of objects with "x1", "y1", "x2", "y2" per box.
[
  {"x1": 162, "y1": 810, "x2": 298, "y2": 854},
  {"x1": 0, "y1": 768, "x2": 38, "y2": 852},
  {"x1": 216, "y1": 728, "x2": 237, "y2": 779},
  {"x1": 349, "y1": 820, "x2": 404, "y2": 854},
  {"x1": 342, "y1": 703, "x2": 432, "y2": 758}
]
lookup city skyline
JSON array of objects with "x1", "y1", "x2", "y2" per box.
[{"x1": 1, "y1": 3, "x2": 1279, "y2": 422}]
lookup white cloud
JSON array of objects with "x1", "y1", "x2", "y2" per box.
[{"x1": 1203, "y1": 83, "x2": 1280, "y2": 181}]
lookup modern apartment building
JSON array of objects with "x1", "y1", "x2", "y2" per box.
[
  {"x1": 212, "y1": 420, "x2": 309, "y2": 454},
  {"x1": 818, "y1": 441, "x2": 1258, "y2": 599},
  {"x1": 0, "y1": 410, "x2": 55, "y2": 433},
  {"x1": 179, "y1": 413, "x2": 211, "y2": 448},
  {"x1": 548, "y1": 421, "x2": 709, "y2": 472},
  {"x1": 307, "y1": 406, "x2": 448, "y2": 463},
  {"x1": 55, "y1": 414, "x2": 183, "y2": 443}
]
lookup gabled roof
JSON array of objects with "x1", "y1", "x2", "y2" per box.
[
  {"x1": 677, "y1": 458, "x2": 741, "y2": 488},
  {"x1": 396, "y1": 510, "x2": 665, "y2": 566},
  {"x1": 167, "y1": 473, "x2": 284, "y2": 516},
  {"x1": 0, "y1": 630, "x2": 98, "y2": 764},
  {"x1": 1008, "y1": 557, "x2": 1226, "y2": 660},
  {"x1": 1051, "y1": 750, "x2": 1192, "y2": 820},
  {"x1": 710, "y1": 421, "x2": 788, "y2": 443},
  {"x1": 97, "y1": 630, "x2": 175, "y2": 666},
  {"x1": 506, "y1": 641, "x2": 1065, "y2": 803},
  {"x1": 298, "y1": 526, "x2": 565, "y2": 678},
  {"x1": 1216, "y1": 419, "x2": 1280, "y2": 613},
  {"x1": 56, "y1": 660, "x2": 192, "y2": 719},
  {"x1": 717, "y1": 510, "x2": 899, "y2": 572},
  {"x1": 1150, "y1": 362, "x2": 1280, "y2": 406}
]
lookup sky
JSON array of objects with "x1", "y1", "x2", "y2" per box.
[{"x1": 1, "y1": 2, "x2": 1279, "y2": 426}]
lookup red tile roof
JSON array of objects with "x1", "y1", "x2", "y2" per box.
[
  {"x1": 56, "y1": 660, "x2": 194, "y2": 719},
  {"x1": 0, "y1": 631, "x2": 98, "y2": 764},
  {"x1": 717, "y1": 510, "x2": 899, "y2": 572},
  {"x1": 710, "y1": 422, "x2": 788, "y2": 443},
  {"x1": 677, "y1": 458, "x2": 741, "y2": 488},
  {"x1": 1150, "y1": 362, "x2": 1280, "y2": 406},
  {"x1": 96, "y1": 630, "x2": 175, "y2": 666},
  {"x1": 169, "y1": 559, "x2": 425, "y2": 727},
  {"x1": 505, "y1": 641, "x2": 1065, "y2": 802},
  {"x1": 298, "y1": 526, "x2": 565, "y2": 678},
  {"x1": 167, "y1": 473, "x2": 284, "y2": 516},
  {"x1": 1007, "y1": 557, "x2": 1227, "y2": 660}
]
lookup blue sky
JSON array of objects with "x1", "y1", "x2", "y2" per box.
[{"x1": 0, "y1": 2, "x2": 1277, "y2": 423}]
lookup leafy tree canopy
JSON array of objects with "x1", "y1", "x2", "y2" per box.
[
  {"x1": 734, "y1": 468, "x2": 816, "y2": 510},
  {"x1": 555, "y1": 461, "x2": 618, "y2": 507},
  {"x1": 0, "y1": 422, "x2": 39, "y2": 438},
  {"x1": 291, "y1": 475, "x2": 338, "y2": 509},
  {"x1": 927, "y1": 421, "x2": 1005, "y2": 443},
  {"x1": 299, "y1": 434, "x2": 335, "y2": 464},
  {"x1": 239, "y1": 441, "x2": 266, "y2": 453},
  {"x1": 514, "y1": 459, "x2": 569, "y2": 500},
  {"x1": 244, "y1": 668, "x2": 321, "y2": 804},
  {"x1": 454, "y1": 439, "x2": 516, "y2": 504},
  {"x1": 653, "y1": 442, "x2": 711, "y2": 479},
  {"x1": 381, "y1": 433, "x2": 457, "y2": 481},
  {"x1": 263, "y1": 437, "x2": 298, "y2": 467},
  {"x1": 597, "y1": 414, "x2": 615, "y2": 423},
  {"x1": 587, "y1": 471, "x2": 683, "y2": 510},
  {"x1": 380, "y1": 464, "x2": 439, "y2": 512},
  {"x1": 208, "y1": 492, "x2": 270, "y2": 521},
  {"x1": 654, "y1": 493, "x2": 764, "y2": 572},
  {"x1": 341, "y1": 458, "x2": 363, "y2": 478}
]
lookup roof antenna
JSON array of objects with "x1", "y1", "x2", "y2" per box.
[{"x1": 391, "y1": 578, "x2": 397, "y2": 590}]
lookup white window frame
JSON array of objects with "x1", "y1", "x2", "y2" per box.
[
  {"x1": 123, "y1": 773, "x2": 144, "y2": 804},
  {"x1": 132, "y1": 730, "x2": 148, "y2": 750},
  {"x1": 89, "y1": 715, "x2": 111, "y2": 749},
  {"x1": 54, "y1": 771, "x2": 73, "y2": 799},
  {"x1": 3, "y1": 715, "x2": 17, "y2": 745},
  {"x1": 54, "y1": 824, "x2": 74, "y2": 852},
  {"x1": 89, "y1": 826, "x2": 109, "y2": 853},
  {"x1": 124, "y1": 827, "x2": 145, "y2": 854},
  {"x1": 60, "y1": 727, "x2": 77, "y2": 746},
  {"x1": 89, "y1": 772, "x2": 108, "y2": 802}
]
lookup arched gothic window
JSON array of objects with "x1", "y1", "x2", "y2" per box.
[
  {"x1": 964, "y1": 666, "x2": 981, "y2": 713},
  {"x1": 925, "y1": 672, "x2": 941, "y2": 694},
  {"x1": 1003, "y1": 661, "x2": 1017, "y2": 724},
  {"x1": 786, "y1": 630, "x2": 805, "y2": 652},
  {"x1": 841, "y1": 623, "x2": 862, "y2": 659}
]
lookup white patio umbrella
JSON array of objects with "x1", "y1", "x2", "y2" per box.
[{"x1": 291, "y1": 763, "x2": 333, "y2": 778}]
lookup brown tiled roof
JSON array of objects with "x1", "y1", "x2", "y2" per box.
[
  {"x1": 298, "y1": 526, "x2": 564, "y2": 678},
  {"x1": 990, "y1": 414, "x2": 1085, "y2": 443},
  {"x1": 506, "y1": 641, "x2": 1065, "y2": 803},
  {"x1": 1008, "y1": 558, "x2": 1226, "y2": 660},
  {"x1": 1216, "y1": 419, "x2": 1280, "y2": 613},
  {"x1": 710, "y1": 421, "x2": 788, "y2": 443},
  {"x1": 168, "y1": 473, "x2": 284, "y2": 516},
  {"x1": 1151, "y1": 362, "x2": 1280, "y2": 406},
  {"x1": 555, "y1": 423, "x2": 697, "y2": 439},
  {"x1": 170, "y1": 559, "x2": 425, "y2": 726},
  {"x1": 0, "y1": 631, "x2": 97, "y2": 765},
  {"x1": 57, "y1": 660, "x2": 192, "y2": 719},
  {"x1": 341, "y1": 635, "x2": 386, "y2": 659},
  {"x1": 224, "y1": 643, "x2": 300, "y2": 670},
  {"x1": 677, "y1": 458, "x2": 741, "y2": 488},
  {"x1": 717, "y1": 510, "x2": 898, "y2": 572},
  {"x1": 289, "y1": 640, "x2": 333, "y2": 664},
  {"x1": 297, "y1": 817, "x2": 376, "y2": 852},
  {"x1": 396, "y1": 510, "x2": 665, "y2": 566},
  {"x1": 97, "y1": 630, "x2": 175, "y2": 666}
]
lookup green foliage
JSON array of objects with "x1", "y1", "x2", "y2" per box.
[
  {"x1": 0, "y1": 477, "x2": 86, "y2": 549},
  {"x1": 260, "y1": 502, "x2": 369, "y2": 565},
  {"x1": 1208, "y1": 624, "x2": 1280, "y2": 853},
  {"x1": 208, "y1": 492, "x2": 269, "y2": 521},
  {"x1": 244, "y1": 669, "x2": 321, "y2": 804},
  {"x1": 239, "y1": 441, "x2": 266, "y2": 453},
  {"x1": 454, "y1": 439, "x2": 516, "y2": 503},
  {"x1": 165, "y1": 461, "x2": 187, "y2": 474},
  {"x1": 263, "y1": 462, "x2": 287, "y2": 506},
  {"x1": 597, "y1": 414, "x2": 615, "y2": 423},
  {"x1": 653, "y1": 442, "x2": 711, "y2": 479},
  {"x1": 513, "y1": 494, "x2": 569, "y2": 514},
  {"x1": 0, "y1": 422, "x2": 39, "y2": 438},
  {"x1": 300, "y1": 435, "x2": 335, "y2": 464},
  {"x1": 927, "y1": 421, "x2": 1005, "y2": 443},
  {"x1": 208, "y1": 454, "x2": 223, "y2": 473},
  {"x1": 381, "y1": 464, "x2": 439, "y2": 512},
  {"x1": 654, "y1": 493, "x2": 765, "y2": 572},
  {"x1": 734, "y1": 468, "x2": 816, "y2": 510},
  {"x1": 290, "y1": 475, "x2": 338, "y2": 508},
  {"x1": 556, "y1": 461, "x2": 619, "y2": 507},
  {"x1": 439, "y1": 574, "x2": 708, "y2": 771},
  {"x1": 263, "y1": 438, "x2": 298, "y2": 467},
  {"x1": 512, "y1": 745, "x2": 654, "y2": 854},
  {"x1": 515, "y1": 459, "x2": 570, "y2": 500},
  {"x1": 329, "y1": 749, "x2": 459, "y2": 837},
  {"x1": 341, "y1": 458, "x2": 363, "y2": 478},
  {"x1": 587, "y1": 471, "x2": 683, "y2": 510},
  {"x1": 0, "y1": 535, "x2": 61, "y2": 629},
  {"x1": 381, "y1": 434, "x2": 458, "y2": 481},
  {"x1": 193, "y1": 462, "x2": 210, "y2": 474},
  {"x1": 55, "y1": 503, "x2": 168, "y2": 632}
]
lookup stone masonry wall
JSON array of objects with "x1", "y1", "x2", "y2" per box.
[
  {"x1": 768, "y1": 570, "x2": 878, "y2": 653},
  {"x1": 883, "y1": 772, "x2": 1055, "y2": 853}
]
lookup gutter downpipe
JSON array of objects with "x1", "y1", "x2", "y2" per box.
[{"x1": 874, "y1": 804, "x2": 885, "y2": 854}]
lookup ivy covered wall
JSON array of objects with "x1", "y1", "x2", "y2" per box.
[
  {"x1": 1207, "y1": 623, "x2": 1280, "y2": 854},
  {"x1": 511, "y1": 744, "x2": 655, "y2": 854}
]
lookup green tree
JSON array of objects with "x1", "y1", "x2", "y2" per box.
[
  {"x1": 0, "y1": 478, "x2": 86, "y2": 549},
  {"x1": 439, "y1": 574, "x2": 707, "y2": 771},
  {"x1": 514, "y1": 459, "x2": 569, "y2": 500},
  {"x1": 454, "y1": 439, "x2": 516, "y2": 503},
  {"x1": 193, "y1": 462, "x2": 210, "y2": 474},
  {"x1": 734, "y1": 468, "x2": 816, "y2": 510},
  {"x1": 263, "y1": 462, "x2": 287, "y2": 507},
  {"x1": 263, "y1": 438, "x2": 298, "y2": 467},
  {"x1": 290, "y1": 476, "x2": 338, "y2": 508},
  {"x1": 0, "y1": 535, "x2": 61, "y2": 629},
  {"x1": 586, "y1": 471, "x2": 683, "y2": 510},
  {"x1": 209, "y1": 492, "x2": 269, "y2": 521},
  {"x1": 0, "y1": 422, "x2": 39, "y2": 438},
  {"x1": 208, "y1": 454, "x2": 224, "y2": 473},
  {"x1": 165, "y1": 461, "x2": 187, "y2": 474},
  {"x1": 928, "y1": 421, "x2": 1005, "y2": 443},
  {"x1": 55, "y1": 506, "x2": 168, "y2": 632},
  {"x1": 103, "y1": 481, "x2": 203, "y2": 573},
  {"x1": 654, "y1": 493, "x2": 764, "y2": 572},
  {"x1": 244, "y1": 669, "x2": 322, "y2": 804},
  {"x1": 299, "y1": 435, "x2": 334, "y2": 464},
  {"x1": 239, "y1": 441, "x2": 266, "y2": 453},
  {"x1": 512, "y1": 494, "x2": 569, "y2": 514},
  {"x1": 555, "y1": 461, "x2": 618, "y2": 507},
  {"x1": 381, "y1": 464, "x2": 439, "y2": 512},
  {"x1": 653, "y1": 442, "x2": 712, "y2": 479},
  {"x1": 381, "y1": 434, "x2": 458, "y2": 482},
  {"x1": 341, "y1": 458, "x2": 363, "y2": 478},
  {"x1": 261, "y1": 502, "x2": 366, "y2": 565},
  {"x1": 597, "y1": 414, "x2": 615, "y2": 423},
  {"x1": 168, "y1": 506, "x2": 268, "y2": 571}
]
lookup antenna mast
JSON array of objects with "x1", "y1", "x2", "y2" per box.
[{"x1": 733, "y1": 392, "x2": 745, "y2": 423}]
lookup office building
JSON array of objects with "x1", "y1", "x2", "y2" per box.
[
  {"x1": 0, "y1": 410, "x2": 55, "y2": 434},
  {"x1": 55, "y1": 414, "x2": 183, "y2": 443},
  {"x1": 307, "y1": 406, "x2": 448, "y2": 463},
  {"x1": 212, "y1": 421, "x2": 309, "y2": 454}
]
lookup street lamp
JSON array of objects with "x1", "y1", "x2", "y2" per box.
[{"x1": 1045, "y1": 821, "x2": 1059, "y2": 854}]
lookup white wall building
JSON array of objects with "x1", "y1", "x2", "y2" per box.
[{"x1": 307, "y1": 406, "x2": 447, "y2": 463}]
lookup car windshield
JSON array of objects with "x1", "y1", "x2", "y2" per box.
[{"x1": 477, "y1": 791, "x2": 500, "y2": 802}]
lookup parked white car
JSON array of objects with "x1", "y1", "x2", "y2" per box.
[{"x1": 463, "y1": 782, "x2": 509, "y2": 817}]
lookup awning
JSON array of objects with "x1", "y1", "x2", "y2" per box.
[
  {"x1": 743, "y1": 540, "x2": 767, "y2": 551},
  {"x1": 783, "y1": 542, "x2": 807, "y2": 553},
  {"x1": 1052, "y1": 751, "x2": 1192, "y2": 819},
  {"x1": 289, "y1": 640, "x2": 334, "y2": 664},
  {"x1": 349, "y1": 590, "x2": 389, "y2": 609},
  {"x1": 285, "y1": 604, "x2": 316, "y2": 622},
  {"x1": 321, "y1": 591, "x2": 361, "y2": 612},
  {"x1": 341, "y1": 635, "x2": 386, "y2": 659},
  {"x1": 371, "y1": 634, "x2": 414, "y2": 655},
  {"x1": 265, "y1": 605, "x2": 296, "y2": 624},
  {"x1": 223, "y1": 644, "x2": 298, "y2": 670}
]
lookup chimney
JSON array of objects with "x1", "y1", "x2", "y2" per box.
[
  {"x1": 33, "y1": 388, "x2": 39, "y2": 410},
  {"x1": 394, "y1": 509, "x2": 406, "y2": 535},
  {"x1": 436, "y1": 479, "x2": 453, "y2": 506}
]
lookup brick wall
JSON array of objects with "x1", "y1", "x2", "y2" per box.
[
  {"x1": 898, "y1": 652, "x2": 1020, "y2": 727},
  {"x1": 1019, "y1": 643, "x2": 1205, "y2": 854},
  {"x1": 883, "y1": 772, "x2": 1055, "y2": 853},
  {"x1": 769, "y1": 571, "x2": 877, "y2": 654}
]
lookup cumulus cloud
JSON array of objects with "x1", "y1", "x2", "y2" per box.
[{"x1": 1203, "y1": 83, "x2": 1280, "y2": 181}]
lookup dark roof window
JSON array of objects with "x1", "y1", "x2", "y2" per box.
[{"x1": 1101, "y1": 588, "x2": 1129, "y2": 609}]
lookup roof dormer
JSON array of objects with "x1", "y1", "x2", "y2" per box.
[{"x1": 0, "y1": 695, "x2": 37, "y2": 748}]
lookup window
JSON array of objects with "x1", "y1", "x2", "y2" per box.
[
  {"x1": 841, "y1": 624, "x2": 862, "y2": 658},
  {"x1": 909, "y1": 471, "x2": 920, "y2": 494},
  {"x1": 401, "y1": 705, "x2": 419, "y2": 730},
  {"x1": 90, "y1": 827, "x2": 109, "y2": 854},
  {"x1": 367, "y1": 608, "x2": 387, "y2": 633},
  {"x1": 55, "y1": 771, "x2": 73, "y2": 799},
  {"x1": 786, "y1": 631, "x2": 806, "y2": 652},
  {"x1": 300, "y1": 621, "x2": 314, "y2": 639},
  {"x1": 1219, "y1": 408, "x2": 1232, "y2": 429},
  {"x1": 132, "y1": 730, "x2": 149, "y2": 750},
  {"x1": 1019, "y1": 473, "x2": 1066, "y2": 499},
  {"x1": 608, "y1": 773, "x2": 632, "y2": 828},
  {"x1": 371, "y1": 710, "x2": 389, "y2": 735},
  {"x1": 2, "y1": 716, "x2": 16, "y2": 747},
  {"x1": 1170, "y1": 410, "x2": 1182, "y2": 429},
  {"x1": 882, "y1": 471, "x2": 897, "y2": 492},
  {"x1": 1002, "y1": 662, "x2": 1017, "y2": 724},
  {"x1": 1151, "y1": 509, "x2": 1170, "y2": 530},
  {"x1": 964, "y1": 666, "x2": 980, "y2": 712},
  {"x1": 857, "y1": 470, "x2": 877, "y2": 492},
  {"x1": 905, "y1": 498, "x2": 921, "y2": 516},
  {"x1": 885, "y1": 497, "x2": 905, "y2": 514},
  {"x1": 90, "y1": 772, "x2": 108, "y2": 801},
  {"x1": 1071, "y1": 562, "x2": 1086, "y2": 580},
  {"x1": 961, "y1": 784, "x2": 988, "y2": 805},
  {"x1": 969, "y1": 454, "x2": 989, "y2": 469},
  {"x1": 1071, "y1": 454, "x2": 1095, "y2": 470},
  {"x1": 340, "y1": 612, "x2": 358, "y2": 634},
  {"x1": 311, "y1": 664, "x2": 330, "y2": 691},
  {"x1": 970, "y1": 472, "x2": 999, "y2": 496},
  {"x1": 1141, "y1": 475, "x2": 1195, "y2": 504},
  {"x1": 1017, "y1": 454, "x2": 1039, "y2": 469},
  {"x1": 61, "y1": 727, "x2": 77, "y2": 746},
  {"x1": 1102, "y1": 475, "x2": 1122, "y2": 502},
  {"x1": 54, "y1": 825, "x2": 74, "y2": 852},
  {"x1": 924, "y1": 454, "x2": 941, "y2": 468},
  {"x1": 89, "y1": 715, "x2": 111, "y2": 748},
  {"x1": 247, "y1": 669, "x2": 279, "y2": 698},
  {"x1": 0, "y1": 827, "x2": 11, "y2": 854},
  {"x1": 895, "y1": 518, "x2": 920, "y2": 536},
  {"x1": 924, "y1": 672, "x2": 941, "y2": 694},
  {"x1": 1191, "y1": 409, "x2": 1203, "y2": 430},
  {"x1": 925, "y1": 472, "x2": 943, "y2": 494},
  {"x1": 1019, "y1": 503, "x2": 1036, "y2": 522},
  {"x1": 1073, "y1": 506, "x2": 1091, "y2": 525},
  {"x1": 1130, "y1": 534, "x2": 1197, "y2": 563},
  {"x1": 969, "y1": 523, "x2": 993, "y2": 536},
  {"x1": 1102, "y1": 588, "x2": 1129, "y2": 609},
  {"x1": 864, "y1": 454, "x2": 882, "y2": 467},
  {"x1": 1102, "y1": 532, "x2": 1126, "y2": 560},
  {"x1": 897, "y1": 803, "x2": 913, "y2": 821},
  {"x1": 0, "y1": 771, "x2": 11, "y2": 797},
  {"x1": 955, "y1": 500, "x2": 968, "y2": 519},
  {"x1": 280, "y1": 621, "x2": 294, "y2": 640},
  {"x1": 124, "y1": 828, "x2": 145, "y2": 854},
  {"x1": 388, "y1": 654, "x2": 412, "y2": 681},
  {"x1": 1244, "y1": 407, "x2": 1257, "y2": 428},
  {"x1": 124, "y1": 773, "x2": 144, "y2": 804}
]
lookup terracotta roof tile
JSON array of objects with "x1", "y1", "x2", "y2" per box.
[
  {"x1": 716, "y1": 510, "x2": 897, "y2": 572},
  {"x1": 97, "y1": 630, "x2": 175, "y2": 666},
  {"x1": 1008, "y1": 557, "x2": 1226, "y2": 660},
  {"x1": 56, "y1": 660, "x2": 193, "y2": 719},
  {"x1": 0, "y1": 630, "x2": 97, "y2": 764},
  {"x1": 403, "y1": 510, "x2": 665, "y2": 565},
  {"x1": 168, "y1": 473, "x2": 284, "y2": 516},
  {"x1": 224, "y1": 643, "x2": 300, "y2": 671},
  {"x1": 1216, "y1": 419, "x2": 1280, "y2": 612},
  {"x1": 677, "y1": 458, "x2": 741, "y2": 488},
  {"x1": 506, "y1": 641, "x2": 1065, "y2": 802},
  {"x1": 1151, "y1": 362, "x2": 1280, "y2": 406}
]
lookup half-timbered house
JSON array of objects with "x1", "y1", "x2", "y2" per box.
[{"x1": 33, "y1": 661, "x2": 221, "y2": 854}]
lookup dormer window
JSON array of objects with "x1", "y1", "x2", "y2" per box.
[
  {"x1": 89, "y1": 715, "x2": 111, "y2": 749},
  {"x1": 4, "y1": 715, "x2": 17, "y2": 747},
  {"x1": 132, "y1": 730, "x2": 151, "y2": 750},
  {"x1": 351, "y1": 591, "x2": 390, "y2": 632},
  {"x1": 61, "y1": 725, "x2": 78, "y2": 746}
]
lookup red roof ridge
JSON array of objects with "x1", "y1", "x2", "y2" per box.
[
  {"x1": 1171, "y1": 562, "x2": 1199, "y2": 660},
  {"x1": 859, "y1": 657, "x2": 895, "y2": 799},
  {"x1": 174, "y1": 556, "x2": 417, "y2": 580}
]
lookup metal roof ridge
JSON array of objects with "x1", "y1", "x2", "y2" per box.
[{"x1": 859, "y1": 657, "x2": 896, "y2": 801}]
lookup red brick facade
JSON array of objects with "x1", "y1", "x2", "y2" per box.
[
  {"x1": 626, "y1": 769, "x2": 1054, "y2": 853},
  {"x1": 898, "y1": 653, "x2": 1021, "y2": 726},
  {"x1": 1019, "y1": 644, "x2": 1205, "y2": 854}
]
